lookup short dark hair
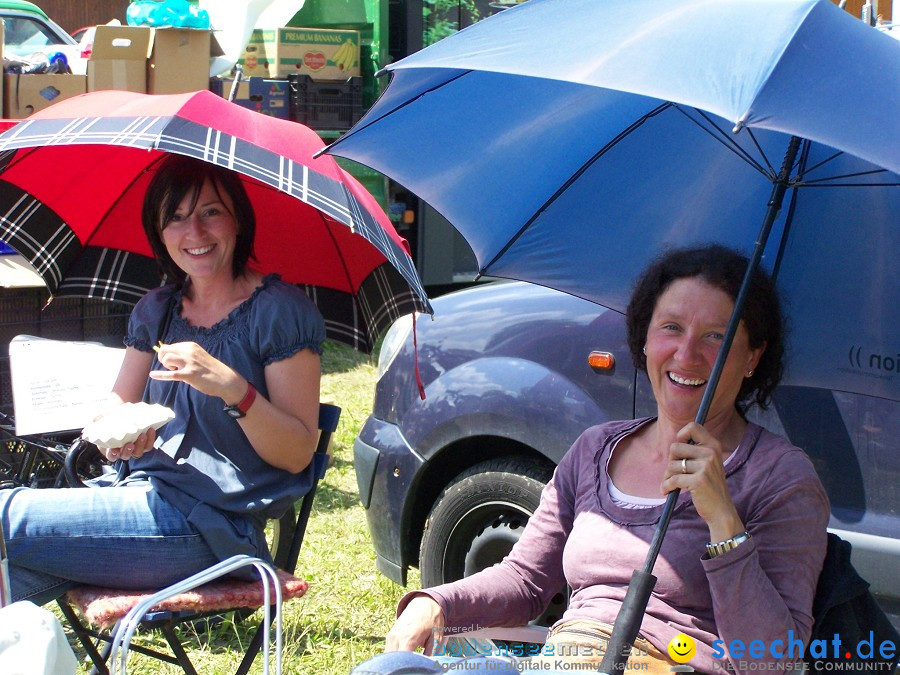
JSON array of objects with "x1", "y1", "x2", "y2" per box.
[
  {"x1": 142, "y1": 154, "x2": 256, "y2": 283},
  {"x1": 625, "y1": 244, "x2": 784, "y2": 412}
]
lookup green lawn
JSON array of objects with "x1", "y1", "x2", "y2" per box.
[{"x1": 66, "y1": 340, "x2": 420, "y2": 674}]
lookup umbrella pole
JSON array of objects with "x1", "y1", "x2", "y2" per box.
[
  {"x1": 598, "y1": 135, "x2": 802, "y2": 674},
  {"x1": 228, "y1": 65, "x2": 244, "y2": 103}
]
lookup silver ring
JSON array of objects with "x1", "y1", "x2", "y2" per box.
[{"x1": 681, "y1": 458, "x2": 688, "y2": 474}]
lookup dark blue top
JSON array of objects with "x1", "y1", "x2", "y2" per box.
[{"x1": 122, "y1": 274, "x2": 325, "y2": 562}]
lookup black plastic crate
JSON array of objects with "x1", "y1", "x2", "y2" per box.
[
  {"x1": 0, "y1": 424, "x2": 70, "y2": 489},
  {"x1": 289, "y1": 75, "x2": 363, "y2": 131},
  {"x1": 0, "y1": 420, "x2": 107, "y2": 489}
]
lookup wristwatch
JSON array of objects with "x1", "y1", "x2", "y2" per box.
[
  {"x1": 706, "y1": 531, "x2": 751, "y2": 558},
  {"x1": 223, "y1": 382, "x2": 257, "y2": 419}
]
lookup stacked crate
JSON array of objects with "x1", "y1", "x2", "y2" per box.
[{"x1": 288, "y1": 74, "x2": 363, "y2": 131}]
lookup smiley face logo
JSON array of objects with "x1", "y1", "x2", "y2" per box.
[{"x1": 667, "y1": 633, "x2": 697, "y2": 663}]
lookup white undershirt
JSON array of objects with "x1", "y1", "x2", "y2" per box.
[{"x1": 606, "y1": 435, "x2": 739, "y2": 509}]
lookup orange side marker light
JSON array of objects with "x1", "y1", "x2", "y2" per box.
[{"x1": 588, "y1": 351, "x2": 615, "y2": 372}]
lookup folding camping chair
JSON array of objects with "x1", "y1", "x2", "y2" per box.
[{"x1": 55, "y1": 402, "x2": 342, "y2": 675}]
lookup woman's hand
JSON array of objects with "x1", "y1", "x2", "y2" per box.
[
  {"x1": 661, "y1": 422, "x2": 745, "y2": 543},
  {"x1": 102, "y1": 427, "x2": 156, "y2": 462},
  {"x1": 148, "y1": 341, "x2": 244, "y2": 403},
  {"x1": 385, "y1": 595, "x2": 446, "y2": 654},
  {"x1": 100, "y1": 346, "x2": 157, "y2": 462},
  {"x1": 149, "y1": 341, "x2": 320, "y2": 474}
]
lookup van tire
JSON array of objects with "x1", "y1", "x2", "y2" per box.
[{"x1": 419, "y1": 457, "x2": 567, "y2": 625}]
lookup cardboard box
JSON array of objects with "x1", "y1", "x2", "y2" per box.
[
  {"x1": 3, "y1": 74, "x2": 87, "y2": 119},
  {"x1": 238, "y1": 28, "x2": 360, "y2": 80},
  {"x1": 148, "y1": 28, "x2": 223, "y2": 95},
  {"x1": 88, "y1": 25, "x2": 152, "y2": 93},
  {"x1": 238, "y1": 32, "x2": 268, "y2": 78},
  {"x1": 209, "y1": 77, "x2": 290, "y2": 119}
]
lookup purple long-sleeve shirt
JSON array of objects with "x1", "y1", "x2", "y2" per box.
[{"x1": 401, "y1": 418, "x2": 829, "y2": 674}]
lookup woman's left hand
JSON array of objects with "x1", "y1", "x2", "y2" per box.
[
  {"x1": 661, "y1": 422, "x2": 745, "y2": 542},
  {"x1": 102, "y1": 428, "x2": 156, "y2": 462},
  {"x1": 148, "y1": 341, "x2": 242, "y2": 402}
]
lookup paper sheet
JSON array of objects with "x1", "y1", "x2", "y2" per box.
[{"x1": 8, "y1": 335, "x2": 125, "y2": 435}]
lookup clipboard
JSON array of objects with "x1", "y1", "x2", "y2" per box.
[{"x1": 8, "y1": 335, "x2": 126, "y2": 436}]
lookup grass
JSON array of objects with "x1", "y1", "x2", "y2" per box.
[{"x1": 65, "y1": 339, "x2": 421, "y2": 674}]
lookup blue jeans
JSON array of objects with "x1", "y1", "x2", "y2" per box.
[{"x1": 0, "y1": 482, "x2": 219, "y2": 605}]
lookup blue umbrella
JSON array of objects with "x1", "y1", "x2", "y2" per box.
[
  {"x1": 325, "y1": 0, "x2": 899, "y2": 403},
  {"x1": 325, "y1": 0, "x2": 899, "y2": 669}
]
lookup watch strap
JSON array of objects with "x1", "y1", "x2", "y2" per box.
[
  {"x1": 706, "y1": 531, "x2": 751, "y2": 558},
  {"x1": 223, "y1": 382, "x2": 257, "y2": 418}
]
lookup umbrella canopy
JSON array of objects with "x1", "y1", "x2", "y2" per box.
[
  {"x1": 0, "y1": 89, "x2": 431, "y2": 353},
  {"x1": 325, "y1": 0, "x2": 899, "y2": 399}
]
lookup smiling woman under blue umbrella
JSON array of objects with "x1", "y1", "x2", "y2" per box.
[{"x1": 377, "y1": 245, "x2": 829, "y2": 674}]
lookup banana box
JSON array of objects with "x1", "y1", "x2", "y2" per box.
[{"x1": 239, "y1": 28, "x2": 360, "y2": 80}]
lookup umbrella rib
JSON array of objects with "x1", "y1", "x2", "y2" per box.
[
  {"x1": 799, "y1": 150, "x2": 844, "y2": 178},
  {"x1": 745, "y1": 128, "x2": 779, "y2": 178},
  {"x1": 315, "y1": 207, "x2": 357, "y2": 303},
  {"x1": 674, "y1": 106, "x2": 770, "y2": 177},
  {"x1": 82, "y1": 153, "x2": 167, "y2": 250},
  {"x1": 0, "y1": 145, "x2": 42, "y2": 173},
  {"x1": 321, "y1": 70, "x2": 474, "y2": 157},
  {"x1": 797, "y1": 168, "x2": 895, "y2": 186},
  {"x1": 793, "y1": 151, "x2": 894, "y2": 185},
  {"x1": 479, "y1": 102, "x2": 672, "y2": 276},
  {"x1": 775, "y1": 142, "x2": 892, "y2": 187},
  {"x1": 796, "y1": 179, "x2": 899, "y2": 187}
]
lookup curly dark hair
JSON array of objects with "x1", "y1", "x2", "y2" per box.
[
  {"x1": 141, "y1": 154, "x2": 256, "y2": 283},
  {"x1": 625, "y1": 244, "x2": 784, "y2": 413}
]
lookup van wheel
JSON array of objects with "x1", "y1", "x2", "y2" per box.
[{"x1": 419, "y1": 457, "x2": 567, "y2": 625}]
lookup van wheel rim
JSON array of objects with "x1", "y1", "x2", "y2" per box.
[{"x1": 442, "y1": 501, "x2": 531, "y2": 581}]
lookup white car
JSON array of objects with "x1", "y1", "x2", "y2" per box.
[
  {"x1": 2, "y1": 1, "x2": 87, "y2": 75},
  {"x1": 875, "y1": 22, "x2": 899, "y2": 40}
]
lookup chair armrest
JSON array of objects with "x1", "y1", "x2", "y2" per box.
[
  {"x1": 64, "y1": 439, "x2": 128, "y2": 488},
  {"x1": 108, "y1": 555, "x2": 283, "y2": 671}
]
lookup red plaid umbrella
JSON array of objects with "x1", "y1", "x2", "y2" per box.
[{"x1": 0, "y1": 90, "x2": 431, "y2": 353}]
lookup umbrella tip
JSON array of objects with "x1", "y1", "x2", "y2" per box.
[{"x1": 732, "y1": 114, "x2": 749, "y2": 134}]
